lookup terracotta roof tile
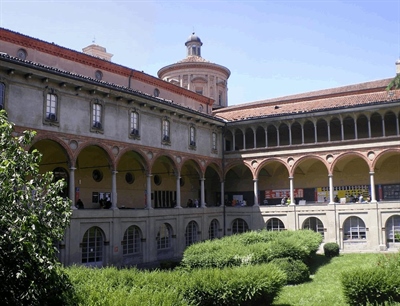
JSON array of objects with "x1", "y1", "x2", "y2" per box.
[{"x1": 213, "y1": 79, "x2": 399, "y2": 121}]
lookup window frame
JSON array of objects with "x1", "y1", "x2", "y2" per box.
[
  {"x1": 81, "y1": 226, "x2": 103, "y2": 265},
  {"x1": 208, "y1": 219, "x2": 220, "y2": 240},
  {"x1": 185, "y1": 221, "x2": 199, "y2": 247},
  {"x1": 232, "y1": 218, "x2": 249, "y2": 234},
  {"x1": 157, "y1": 223, "x2": 172, "y2": 250},
  {"x1": 189, "y1": 125, "x2": 196, "y2": 148},
  {"x1": 129, "y1": 109, "x2": 140, "y2": 139},
  {"x1": 43, "y1": 88, "x2": 60, "y2": 126},
  {"x1": 343, "y1": 216, "x2": 366, "y2": 240},
  {"x1": 212, "y1": 131, "x2": 218, "y2": 153},
  {"x1": 266, "y1": 218, "x2": 285, "y2": 231},
  {"x1": 90, "y1": 98, "x2": 104, "y2": 133},
  {"x1": 161, "y1": 117, "x2": 171, "y2": 144},
  {"x1": 122, "y1": 225, "x2": 142, "y2": 255}
]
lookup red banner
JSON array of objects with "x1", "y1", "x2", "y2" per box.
[{"x1": 264, "y1": 189, "x2": 304, "y2": 199}]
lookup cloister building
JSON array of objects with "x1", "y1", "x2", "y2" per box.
[{"x1": 0, "y1": 27, "x2": 399, "y2": 267}]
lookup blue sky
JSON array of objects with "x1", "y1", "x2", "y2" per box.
[{"x1": 1, "y1": 0, "x2": 399, "y2": 105}]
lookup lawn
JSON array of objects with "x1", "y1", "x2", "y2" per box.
[{"x1": 273, "y1": 253, "x2": 397, "y2": 306}]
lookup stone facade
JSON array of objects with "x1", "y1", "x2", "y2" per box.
[{"x1": 0, "y1": 27, "x2": 399, "y2": 268}]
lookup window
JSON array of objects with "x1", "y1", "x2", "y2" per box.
[
  {"x1": 343, "y1": 216, "x2": 366, "y2": 240},
  {"x1": 189, "y1": 126, "x2": 196, "y2": 147},
  {"x1": 122, "y1": 226, "x2": 142, "y2": 255},
  {"x1": 218, "y1": 91, "x2": 222, "y2": 105},
  {"x1": 208, "y1": 219, "x2": 219, "y2": 240},
  {"x1": 266, "y1": 218, "x2": 285, "y2": 231},
  {"x1": 212, "y1": 132, "x2": 217, "y2": 152},
  {"x1": 162, "y1": 118, "x2": 170, "y2": 142},
  {"x1": 302, "y1": 217, "x2": 324, "y2": 237},
  {"x1": 91, "y1": 99, "x2": 104, "y2": 131},
  {"x1": 154, "y1": 88, "x2": 160, "y2": 97},
  {"x1": 232, "y1": 218, "x2": 249, "y2": 234},
  {"x1": 130, "y1": 110, "x2": 140, "y2": 137},
  {"x1": 46, "y1": 93, "x2": 58, "y2": 121},
  {"x1": 157, "y1": 223, "x2": 172, "y2": 250},
  {"x1": 81, "y1": 227, "x2": 103, "y2": 264},
  {"x1": 0, "y1": 82, "x2": 5, "y2": 110},
  {"x1": 386, "y1": 215, "x2": 400, "y2": 243},
  {"x1": 95, "y1": 70, "x2": 103, "y2": 80},
  {"x1": 17, "y1": 48, "x2": 27, "y2": 60},
  {"x1": 195, "y1": 87, "x2": 203, "y2": 95},
  {"x1": 185, "y1": 221, "x2": 198, "y2": 246}
]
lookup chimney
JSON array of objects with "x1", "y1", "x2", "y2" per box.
[{"x1": 396, "y1": 59, "x2": 400, "y2": 75}]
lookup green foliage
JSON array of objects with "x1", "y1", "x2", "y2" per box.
[
  {"x1": 181, "y1": 230, "x2": 323, "y2": 270},
  {"x1": 0, "y1": 110, "x2": 73, "y2": 305},
  {"x1": 182, "y1": 264, "x2": 286, "y2": 306},
  {"x1": 341, "y1": 252, "x2": 400, "y2": 306},
  {"x1": 270, "y1": 257, "x2": 310, "y2": 285},
  {"x1": 386, "y1": 74, "x2": 400, "y2": 90},
  {"x1": 66, "y1": 266, "x2": 189, "y2": 306},
  {"x1": 324, "y1": 242, "x2": 340, "y2": 258}
]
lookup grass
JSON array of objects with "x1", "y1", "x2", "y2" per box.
[{"x1": 272, "y1": 253, "x2": 388, "y2": 306}]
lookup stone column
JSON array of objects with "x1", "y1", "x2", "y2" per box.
[
  {"x1": 175, "y1": 172, "x2": 182, "y2": 208},
  {"x1": 253, "y1": 179, "x2": 259, "y2": 206},
  {"x1": 289, "y1": 176, "x2": 295, "y2": 205},
  {"x1": 69, "y1": 167, "x2": 76, "y2": 210},
  {"x1": 111, "y1": 170, "x2": 118, "y2": 209},
  {"x1": 146, "y1": 173, "x2": 152, "y2": 209},
  {"x1": 370, "y1": 171, "x2": 377, "y2": 203},
  {"x1": 220, "y1": 180, "x2": 225, "y2": 206},
  {"x1": 200, "y1": 177, "x2": 206, "y2": 207},
  {"x1": 328, "y1": 174, "x2": 334, "y2": 204}
]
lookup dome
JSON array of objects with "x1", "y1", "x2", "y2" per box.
[{"x1": 185, "y1": 32, "x2": 202, "y2": 46}]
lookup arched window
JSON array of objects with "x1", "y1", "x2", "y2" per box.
[
  {"x1": 208, "y1": 219, "x2": 219, "y2": 240},
  {"x1": 302, "y1": 217, "x2": 324, "y2": 237},
  {"x1": 185, "y1": 221, "x2": 198, "y2": 246},
  {"x1": 343, "y1": 216, "x2": 366, "y2": 240},
  {"x1": 157, "y1": 223, "x2": 172, "y2": 250},
  {"x1": 231, "y1": 218, "x2": 249, "y2": 234},
  {"x1": 122, "y1": 225, "x2": 142, "y2": 255},
  {"x1": 81, "y1": 227, "x2": 104, "y2": 264},
  {"x1": 386, "y1": 215, "x2": 400, "y2": 243},
  {"x1": 266, "y1": 218, "x2": 285, "y2": 231}
]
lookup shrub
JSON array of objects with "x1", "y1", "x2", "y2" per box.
[
  {"x1": 341, "y1": 267, "x2": 399, "y2": 306},
  {"x1": 324, "y1": 242, "x2": 340, "y2": 257},
  {"x1": 270, "y1": 258, "x2": 310, "y2": 284},
  {"x1": 182, "y1": 263, "x2": 287, "y2": 306}
]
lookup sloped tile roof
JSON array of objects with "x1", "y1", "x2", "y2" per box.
[{"x1": 213, "y1": 78, "x2": 399, "y2": 121}]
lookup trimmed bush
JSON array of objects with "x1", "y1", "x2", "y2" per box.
[
  {"x1": 341, "y1": 253, "x2": 400, "y2": 306},
  {"x1": 182, "y1": 263, "x2": 287, "y2": 306},
  {"x1": 270, "y1": 258, "x2": 310, "y2": 284},
  {"x1": 181, "y1": 230, "x2": 323, "y2": 270},
  {"x1": 324, "y1": 242, "x2": 340, "y2": 257}
]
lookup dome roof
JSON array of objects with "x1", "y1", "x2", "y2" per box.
[{"x1": 185, "y1": 32, "x2": 202, "y2": 45}]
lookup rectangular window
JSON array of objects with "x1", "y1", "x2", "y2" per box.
[
  {"x1": 162, "y1": 119, "x2": 170, "y2": 142},
  {"x1": 195, "y1": 87, "x2": 203, "y2": 95},
  {"x1": 190, "y1": 126, "x2": 196, "y2": 146},
  {"x1": 130, "y1": 111, "x2": 139, "y2": 136},
  {"x1": 46, "y1": 93, "x2": 57, "y2": 121},
  {"x1": 218, "y1": 91, "x2": 222, "y2": 105},
  {"x1": 212, "y1": 132, "x2": 217, "y2": 151},
  {"x1": 93, "y1": 104, "x2": 102, "y2": 129}
]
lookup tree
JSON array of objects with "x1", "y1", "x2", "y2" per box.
[{"x1": 0, "y1": 110, "x2": 75, "y2": 305}]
